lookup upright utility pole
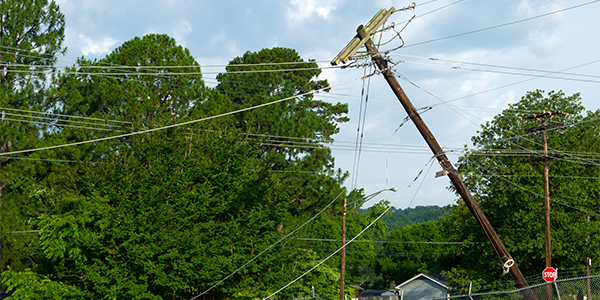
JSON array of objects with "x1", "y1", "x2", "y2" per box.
[
  {"x1": 521, "y1": 111, "x2": 566, "y2": 269},
  {"x1": 586, "y1": 257, "x2": 592, "y2": 300},
  {"x1": 332, "y1": 7, "x2": 531, "y2": 291},
  {"x1": 339, "y1": 198, "x2": 347, "y2": 300}
]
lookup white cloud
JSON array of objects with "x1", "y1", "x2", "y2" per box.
[
  {"x1": 78, "y1": 34, "x2": 117, "y2": 56},
  {"x1": 527, "y1": 32, "x2": 565, "y2": 57},
  {"x1": 286, "y1": 0, "x2": 338, "y2": 27},
  {"x1": 517, "y1": 0, "x2": 564, "y2": 24},
  {"x1": 516, "y1": 0, "x2": 565, "y2": 56},
  {"x1": 172, "y1": 20, "x2": 192, "y2": 47},
  {"x1": 210, "y1": 30, "x2": 226, "y2": 45}
]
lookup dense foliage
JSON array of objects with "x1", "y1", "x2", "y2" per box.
[
  {"x1": 440, "y1": 90, "x2": 600, "y2": 291},
  {"x1": 377, "y1": 206, "x2": 447, "y2": 232},
  {"x1": 0, "y1": 0, "x2": 66, "y2": 278},
  {"x1": 3, "y1": 128, "x2": 344, "y2": 299},
  {"x1": 0, "y1": 7, "x2": 353, "y2": 296},
  {"x1": 2, "y1": 1, "x2": 598, "y2": 298}
]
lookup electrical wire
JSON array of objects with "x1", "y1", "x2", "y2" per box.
[
  {"x1": 0, "y1": 73, "x2": 375, "y2": 156},
  {"x1": 190, "y1": 190, "x2": 346, "y2": 300},
  {"x1": 391, "y1": 59, "x2": 600, "y2": 84},
  {"x1": 351, "y1": 64, "x2": 374, "y2": 191},
  {"x1": 2, "y1": 66, "x2": 340, "y2": 76},
  {"x1": 403, "y1": 0, "x2": 600, "y2": 48},
  {"x1": 1, "y1": 117, "x2": 120, "y2": 132},
  {"x1": 392, "y1": 53, "x2": 600, "y2": 80},
  {"x1": 0, "y1": 156, "x2": 82, "y2": 163},
  {"x1": 1, "y1": 111, "x2": 125, "y2": 130},
  {"x1": 263, "y1": 156, "x2": 436, "y2": 300},
  {"x1": 0, "y1": 60, "x2": 332, "y2": 70},
  {"x1": 406, "y1": 158, "x2": 435, "y2": 208},
  {"x1": 496, "y1": 176, "x2": 600, "y2": 217},
  {"x1": 0, "y1": 106, "x2": 131, "y2": 124},
  {"x1": 295, "y1": 238, "x2": 472, "y2": 244},
  {"x1": 413, "y1": 0, "x2": 466, "y2": 20}
]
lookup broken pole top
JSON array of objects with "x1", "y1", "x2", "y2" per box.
[{"x1": 330, "y1": 7, "x2": 395, "y2": 66}]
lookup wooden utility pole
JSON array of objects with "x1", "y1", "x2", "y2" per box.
[
  {"x1": 332, "y1": 7, "x2": 532, "y2": 291},
  {"x1": 339, "y1": 198, "x2": 347, "y2": 300},
  {"x1": 586, "y1": 257, "x2": 592, "y2": 300},
  {"x1": 521, "y1": 111, "x2": 567, "y2": 268}
]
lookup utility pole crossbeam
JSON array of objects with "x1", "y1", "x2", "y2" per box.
[
  {"x1": 332, "y1": 8, "x2": 532, "y2": 293},
  {"x1": 331, "y1": 7, "x2": 395, "y2": 66}
]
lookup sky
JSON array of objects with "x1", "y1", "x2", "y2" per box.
[{"x1": 54, "y1": 0, "x2": 600, "y2": 209}]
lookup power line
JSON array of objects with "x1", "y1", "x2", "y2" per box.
[
  {"x1": 2, "y1": 66, "x2": 338, "y2": 76},
  {"x1": 496, "y1": 176, "x2": 600, "y2": 217},
  {"x1": 296, "y1": 238, "x2": 472, "y2": 244},
  {"x1": 392, "y1": 53, "x2": 600, "y2": 80},
  {"x1": 0, "y1": 106, "x2": 132, "y2": 124},
  {"x1": 0, "y1": 60, "x2": 332, "y2": 70},
  {"x1": 190, "y1": 190, "x2": 346, "y2": 300},
  {"x1": 263, "y1": 157, "x2": 436, "y2": 300},
  {"x1": 1, "y1": 117, "x2": 120, "y2": 132},
  {"x1": 404, "y1": 0, "x2": 600, "y2": 48},
  {"x1": 0, "y1": 73, "x2": 373, "y2": 156},
  {"x1": 1, "y1": 111, "x2": 126, "y2": 130},
  {"x1": 391, "y1": 58, "x2": 600, "y2": 84},
  {"x1": 432, "y1": 59, "x2": 600, "y2": 106},
  {"x1": 0, "y1": 156, "x2": 82, "y2": 163},
  {"x1": 414, "y1": 0, "x2": 466, "y2": 19}
]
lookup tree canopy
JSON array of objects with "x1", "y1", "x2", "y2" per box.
[
  {"x1": 440, "y1": 90, "x2": 600, "y2": 290},
  {"x1": 0, "y1": 31, "x2": 354, "y2": 298},
  {"x1": 0, "y1": 0, "x2": 66, "y2": 280},
  {"x1": 50, "y1": 33, "x2": 207, "y2": 129},
  {"x1": 216, "y1": 47, "x2": 349, "y2": 166}
]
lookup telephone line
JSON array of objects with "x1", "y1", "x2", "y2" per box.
[
  {"x1": 0, "y1": 106, "x2": 132, "y2": 124},
  {"x1": 1, "y1": 66, "x2": 338, "y2": 76},
  {"x1": 1, "y1": 117, "x2": 120, "y2": 132},
  {"x1": 0, "y1": 74, "x2": 373, "y2": 157},
  {"x1": 392, "y1": 59, "x2": 600, "y2": 84},
  {"x1": 392, "y1": 53, "x2": 600, "y2": 79},
  {"x1": 1, "y1": 111, "x2": 126, "y2": 129},
  {"x1": 0, "y1": 60, "x2": 332, "y2": 70},
  {"x1": 404, "y1": 0, "x2": 600, "y2": 48}
]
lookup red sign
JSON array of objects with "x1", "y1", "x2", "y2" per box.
[{"x1": 543, "y1": 267, "x2": 558, "y2": 282}]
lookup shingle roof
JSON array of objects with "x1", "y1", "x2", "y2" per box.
[{"x1": 394, "y1": 273, "x2": 448, "y2": 290}]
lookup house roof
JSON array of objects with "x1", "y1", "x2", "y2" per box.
[
  {"x1": 395, "y1": 273, "x2": 448, "y2": 290},
  {"x1": 360, "y1": 290, "x2": 395, "y2": 296}
]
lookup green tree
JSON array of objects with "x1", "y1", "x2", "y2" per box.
[
  {"x1": 0, "y1": 0, "x2": 66, "y2": 278},
  {"x1": 1, "y1": 44, "x2": 352, "y2": 299},
  {"x1": 1, "y1": 127, "x2": 345, "y2": 299},
  {"x1": 216, "y1": 47, "x2": 350, "y2": 220},
  {"x1": 440, "y1": 90, "x2": 600, "y2": 290},
  {"x1": 51, "y1": 33, "x2": 206, "y2": 129},
  {"x1": 216, "y1": 47, "x2": 348, "y2": 165},
  {"x1": 298, "y1": 196, "x2": 392, "y2": 290},
  {"x1": 377, "y1": 221, "x2": 456, "y2": 287},
  {"x1": 378, "y1": 205, "x2": 447, "y2": 232}
]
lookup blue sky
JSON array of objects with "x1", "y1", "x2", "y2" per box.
[{"x1": 54, "y1": 0, "x2": 600, "y2": 208}]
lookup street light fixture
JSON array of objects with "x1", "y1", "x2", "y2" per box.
[{"x1": 340, "y1": 187, "x2": 398, "y2": 300}]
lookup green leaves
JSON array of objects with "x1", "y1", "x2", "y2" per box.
[
  {"x1": 216, "y1": 47, "x2": 349, "y2": 163},
  {"x1": 50, "y1": 34, "x2": 206, "y2": 129},
  {"x1": 1, "y1": 268, "x2": 89, "y2": 300},
  {"x1": 441, "y1": 90, "x2": 600, "y2": 289}
]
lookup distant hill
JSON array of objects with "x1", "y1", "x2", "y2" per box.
[{"x1": 361, "y1": 205, "x2": 447, "y2": 232}]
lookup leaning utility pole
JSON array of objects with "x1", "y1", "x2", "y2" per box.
[
  {"x1": 332, "y1": 6, "x2": 532, "y2": 290},
  {"x1": 520, "y1": 111, "x2": 567, "y2": 269}
]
